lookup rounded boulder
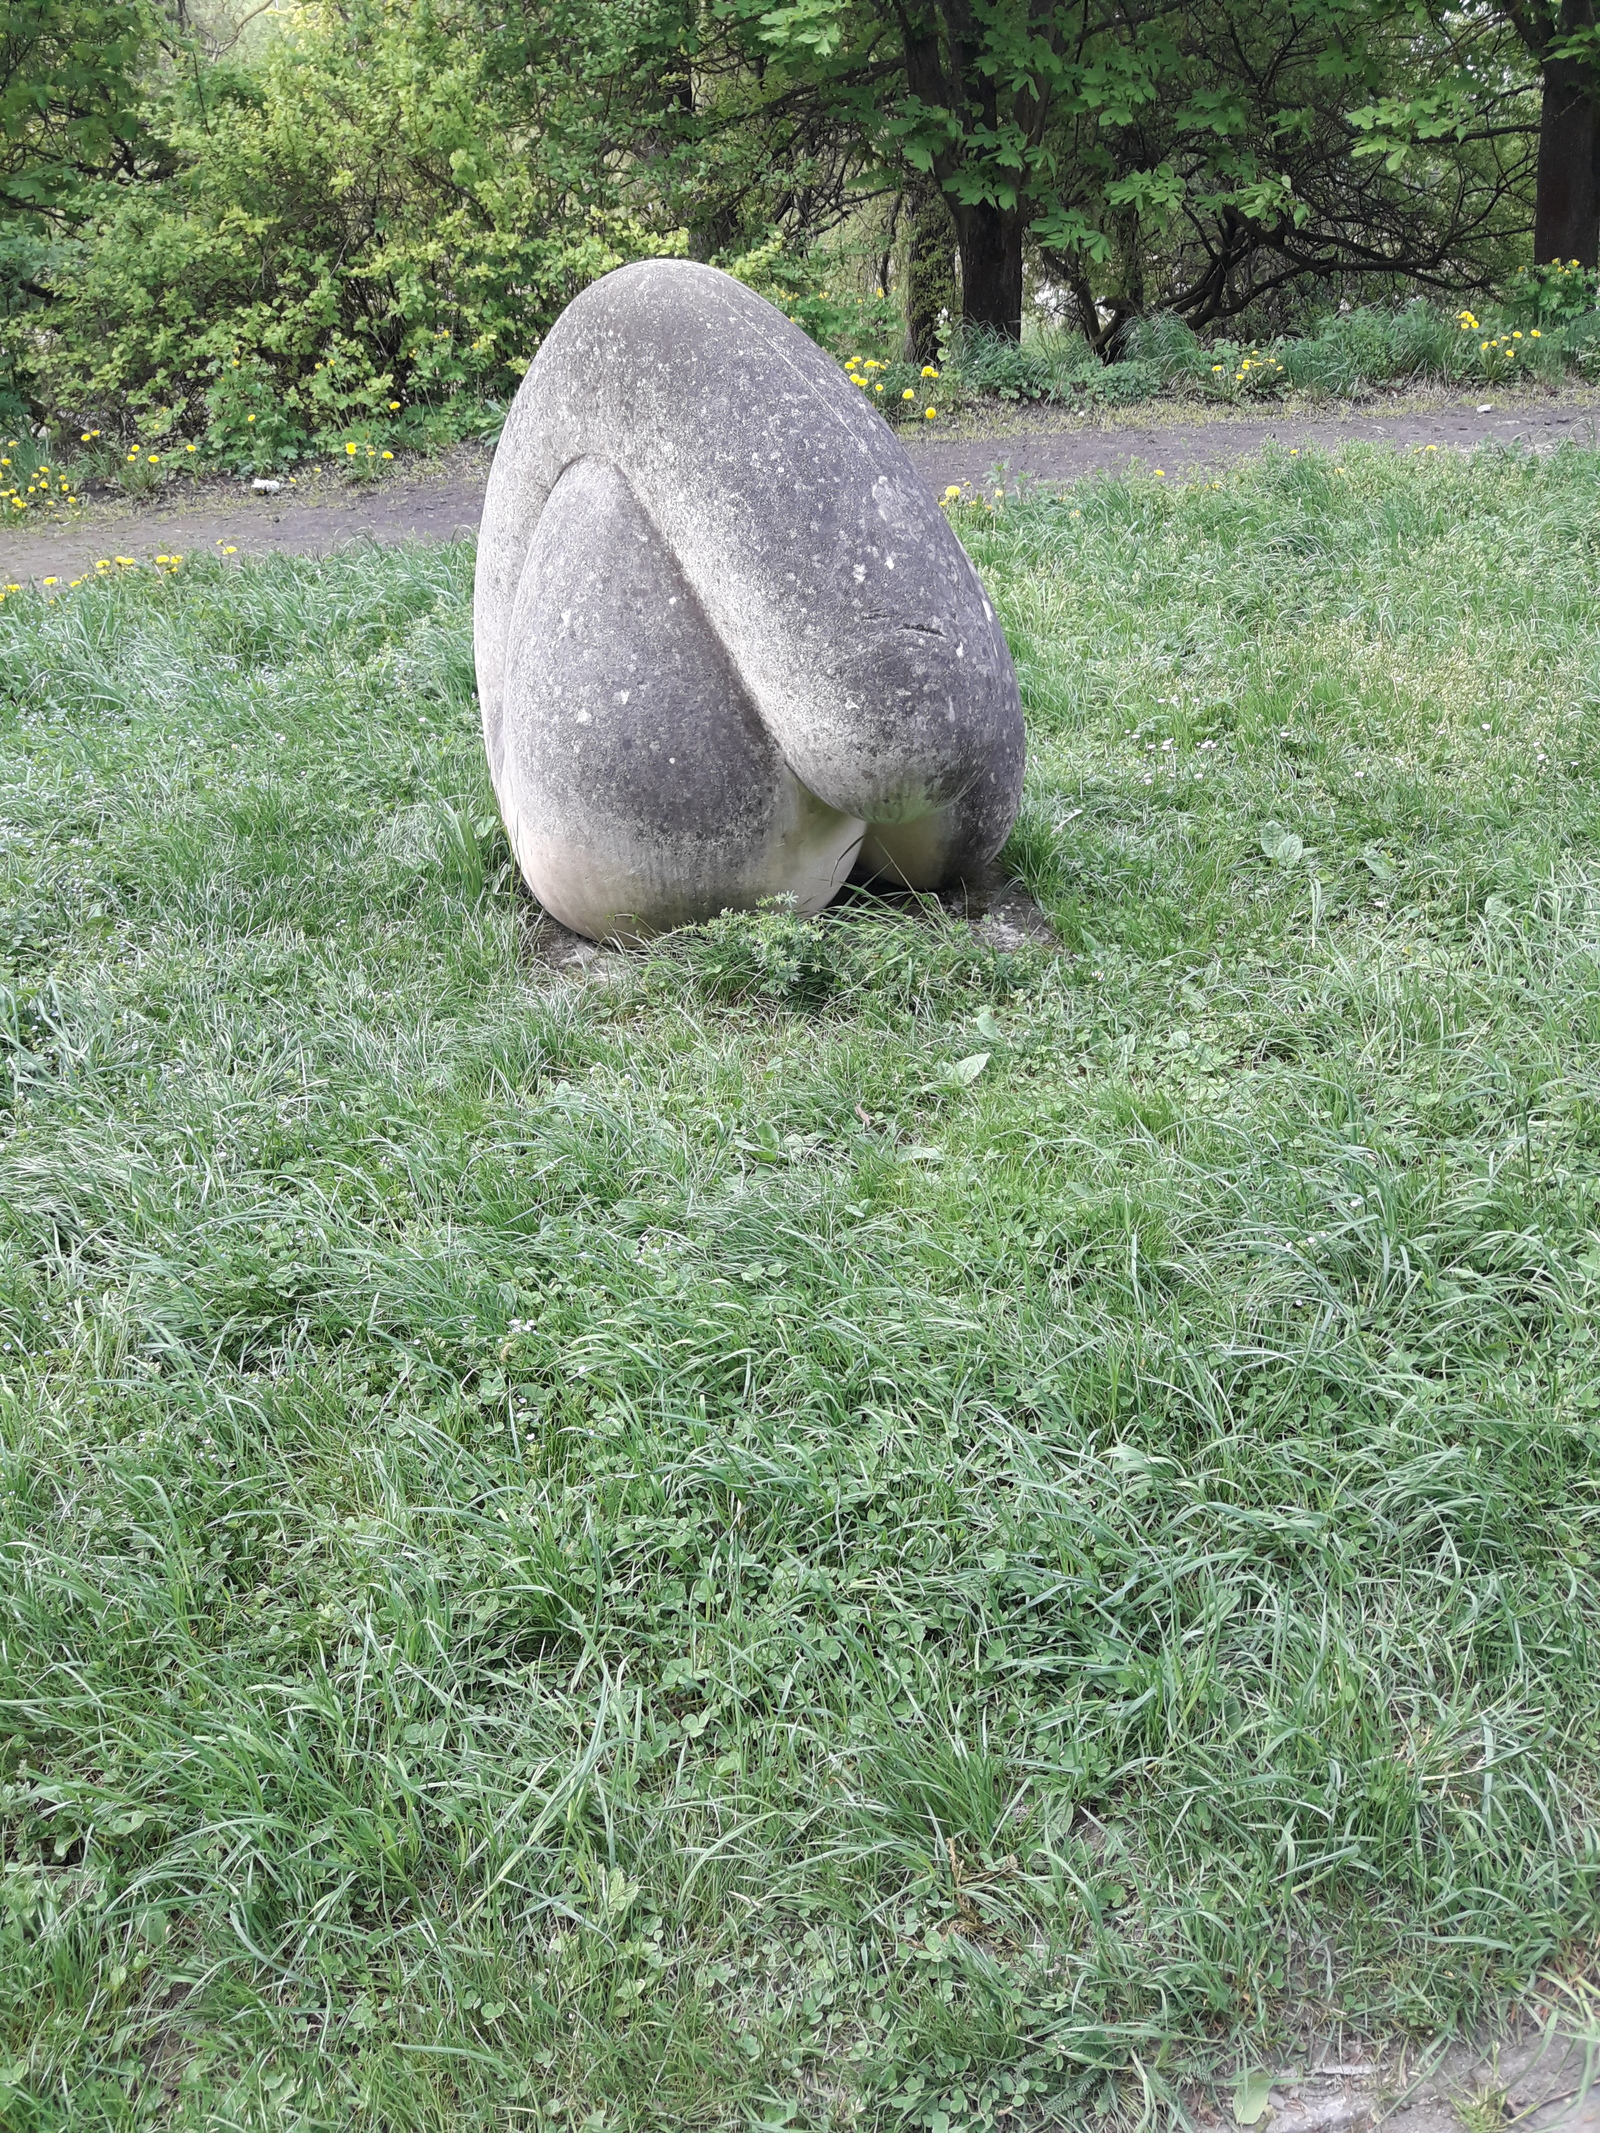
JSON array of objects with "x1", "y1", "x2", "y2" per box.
[{"x1": 474, "y1": 259, "x2": 1025, "y2": 943}]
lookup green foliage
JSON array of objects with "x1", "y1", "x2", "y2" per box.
[
  {"x1": 11, "y1": 0, "x2": 688, "y2": 452},
  {"x1": 0, "y1": 0, "x2": 153, "y2": 214},
  {"x1": 3, "y1": 454, "x2": 1600, "y2": 2122},
  {"x1": 672, "y1": 895, "x2": 846, "y2": 1008},
  {"x1": 943, "y1": 325, "x2": 1069, "y2": 403},
  {"x1": 0, "y1": 0, "x2": 1575, "y2": 442},
  {"x1": 1111, "y1": 298, "x2": 1573, "y2": 402},
  {"x1": 751, "y1": 0, "x2": 1534, "y2": 339},
  {"x1": 1503, "y1": 258, "x2": 1600, "y2": 327},
  {"x1": 937, "y1": 322, "x2": 1161, "y2": 407},
  {"x1": 720, "y1": 230, "x2": 900, "y2": 352}
]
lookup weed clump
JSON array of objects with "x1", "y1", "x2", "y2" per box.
[{"x1": 659, "y1": 894, "x2": 1047, "y2": 1015}]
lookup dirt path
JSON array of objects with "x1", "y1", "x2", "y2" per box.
[{"x1": 4, "y1": 393, "x2": 1598, "y2": 585}]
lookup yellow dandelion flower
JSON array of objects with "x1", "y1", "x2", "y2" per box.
[{"x1": 924, "y1": 406, "x2": 937, "y2": 419}]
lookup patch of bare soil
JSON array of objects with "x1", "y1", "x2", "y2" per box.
[
  {"x1": 4, "y1": 391, "x2": 1599, "y2": 587},
  {"x1": 916, "y1": 392, "x2": 1600, "y2": 493},
  {"x1": 0, "y1": 443, "x2": 493, "y2": 588},
  {"x1": 1196, "y1": 2008, "x2": 1600, "y2": 2133}
]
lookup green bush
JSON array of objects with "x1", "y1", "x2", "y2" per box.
[
  {"x1": 7, "y1": 3, "x2": 687, "y2": 461},
  {"x1": 927, "y1": 322, "x2": 1159, "y2": 412},
  {"x1": 1503, "y1": 258, "x2": 1600, "y2": 326},
  {"x1": 721, "y1": 232, "x2": 901, "y2": 357},
  {"x1": 944, "y1": 323, "x2": 1061, "y2": 400},
  {"x1": 1122, "y1": 297, "x2": 1576, "y2": 404}
]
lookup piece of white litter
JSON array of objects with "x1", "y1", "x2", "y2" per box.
[
  {"x1": 251, "y1": 478, "x2": 282, "y2": 493},
  {"x1": 1476, "y1": 403, "x2": 1492, "y2": 413}
]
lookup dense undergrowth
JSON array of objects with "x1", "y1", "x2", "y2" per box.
[
  {"x1": 3, "y1": 447, "x2": 1600, "y2": 2128},
  {"x1": 11, "y1": 270, "x2": 1600, "y2": 525}
]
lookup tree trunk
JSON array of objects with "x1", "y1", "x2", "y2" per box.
[
  {"x1": 952, "y1": 201, "x2": 1024, "y2": 339},
  {"x1": 900, "y1": 182, "x2": 958, "y2": 364},
  {"x1": 1535, "y1": 32, "x2": 1600, "y2": 265}
]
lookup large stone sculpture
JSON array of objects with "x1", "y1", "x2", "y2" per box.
[{"x1": 474, "y1": 259, "x2": 1025, "y2": 943}]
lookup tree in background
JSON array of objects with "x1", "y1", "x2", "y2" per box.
[
  {"x1": 623, "y1": 0, "x2": 882, "y2": 262},
  {"x1": 753, "y1": 0, "x2": 1086, "y2": 339},
  {"x1": 751, "y1": 0, "x2": 1534, "y2": 343},
  {"x1": 1, "y1": 0, "x2": 154, "y2": 217},
  {"x1": 1059, "y1": 0, "x2": 1534, "y2": 348},
  {"x1": 1499, "y1": 0, "x2": 1600, "y2": 264},
  {"x1": 0, "y1": 0, "x2": 1582, "y2": 432},
  {"x1": 898, "y1": 176, "x2": 958, "y2": 363}
]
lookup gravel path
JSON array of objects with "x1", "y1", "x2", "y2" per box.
[{"x1": 4, "y1": 394, "x2": 1597, "y2": 585}]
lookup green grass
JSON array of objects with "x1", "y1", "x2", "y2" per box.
[{"x1": 3, "y1": 445, "x2": 1600, "y2": 2130}]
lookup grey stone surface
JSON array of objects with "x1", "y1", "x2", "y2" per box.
[{"x1": 474, "y1": 258, "x2": 1025, "y2": 942}]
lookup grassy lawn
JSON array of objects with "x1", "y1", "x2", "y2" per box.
[{"x1": 3, "y1": 447, "x2": 1600, "y2": 2131}]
